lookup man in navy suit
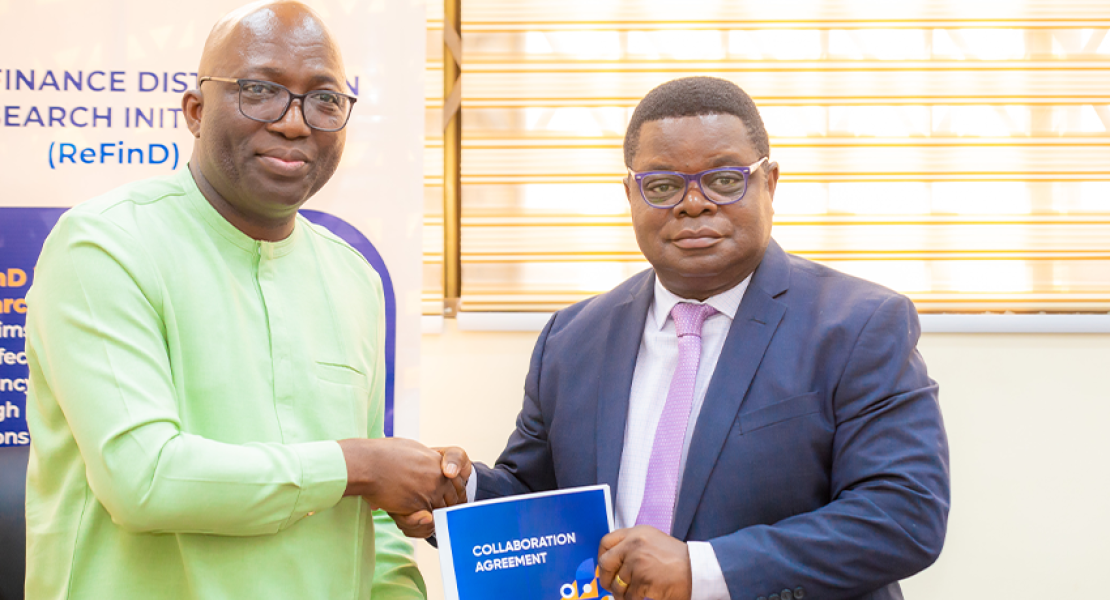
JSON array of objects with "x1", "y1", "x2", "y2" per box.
[{"x1": 404, "y1": 77, "x2": 949, "y2": 600}]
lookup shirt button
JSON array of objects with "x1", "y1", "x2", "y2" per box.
[
  {"x1": 793, "y1": 586, "x2": 806, "y2": 599},
  {"x1": 781, "y1": 589, "x2": 793, "y2": 600},
  {"x1": 769, "y1": 595, "x2": 780, "y2": 600}
]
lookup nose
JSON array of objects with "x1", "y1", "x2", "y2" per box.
[
  {"x1": 673, "y1": 184, "x2": 716, "y2": 217},
  {"x1": 268, "y1": 97, "x2": 312, "y2": 139}
]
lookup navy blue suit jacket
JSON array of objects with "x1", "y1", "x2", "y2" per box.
[{"x1": 475, "y1": 240, "x2": 950, "y2": 600}]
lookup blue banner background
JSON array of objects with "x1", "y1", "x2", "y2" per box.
[{"x1": 0, "y1": 208, "x2": 66, "y2": 447}]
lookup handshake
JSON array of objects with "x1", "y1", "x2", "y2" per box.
[{"x1": 337, "y1": 437, "x2": 471, "y2": 538}]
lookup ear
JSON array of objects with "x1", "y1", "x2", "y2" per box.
[
  {"x1": 764, "y1": 161, "x2": 780, "y2": 202},
  {"x1": 182, "y1": 89, "x2": 203, "y2": 138},
  {"x1": 623, "y1": 175, "x2": 632, "y2": 206}
]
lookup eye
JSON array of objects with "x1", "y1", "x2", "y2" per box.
[
  {"x1": 705, "y1": 171, "x2": 746, "y2": 192},
  {"x1": 642, "y1": 175, "x2": 685, "y2": 197},
  {"x1": 308, "y1": 91, "x2": 348, "y2": 114},
  {"x1": 241, "y1": 81, "x2": 280, "y2": 98}
]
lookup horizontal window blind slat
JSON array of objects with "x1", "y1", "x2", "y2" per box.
[
  {"x1": 426, "y1": 97, "x2": 1110, "y2": 108},
  {"x1": 434, "y1": 22, "x2": 1110, "y2": 32},
  {"x1": 451, "y1": 224, "x2": 1110, "y2": 253},
  {"x1": 422, "y1": 182, "x2": 1110, "y2": 258},
  {"x1": 456, "y1": 260, "x2": 1110, "y2": 292},
  {"x1": 456, "y1": 297, "x2": 1110, "y2": 313},
  {"x1": 431, "y1": 29, "x2": 1110, "y2": 61},
  {"x1": 424, "y1": 71, "x2": 1110, "y2": 102},
  {"x1": 428, "y1": 215, "x2": 1110, "y2": 226},
  {"x1": 429, "y1": 138, "x2": 1110, "y2": 147},
  {"x1": 439, "y1": 61, "x2": 1110, "y2": 70},
  {"x1": 430, "y1": 146, "x2": 1110, "y2": 178},
  {"x1": 425, "y1": 0, "x2": 1110, "y2": 24}
]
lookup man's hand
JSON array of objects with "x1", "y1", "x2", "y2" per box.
[
  {"x1": 389, "y1": 445, "x2": 473, "y2": 538},
  {"x1": 338, "y1": 438, "x2": 461, "y2": 516},
  {"x1": 597, "y1": 526, "x2": 693, "y2": 600},
  {"x1": 437, "y1": 445, "x2": 473, "y2": 502}
]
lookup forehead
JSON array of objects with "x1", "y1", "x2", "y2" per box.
[
  {"x1": 634, "y1": 114, "x2": 758, "y2": 170},
  {"x1": 218, "y1": 11, "x2": 344, "y2": 85}
]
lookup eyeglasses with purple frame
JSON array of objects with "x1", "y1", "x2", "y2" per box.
[{"x1": 629, "y1": 157, "x2": 769, "y2": 208}]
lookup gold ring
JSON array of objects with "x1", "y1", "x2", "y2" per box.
[{"x1": 614, "y1": 575, "x2": 628, "y2": 589}]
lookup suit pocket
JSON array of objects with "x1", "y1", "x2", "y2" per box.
[{"x1": 739, "y1": 392, "x2": 823, "y2": 434}]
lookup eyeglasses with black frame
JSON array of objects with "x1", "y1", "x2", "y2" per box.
[
  {"x1": 629, "y1": 157, "x2": 769, "y2": 208},
  {"x1": 198, "y1": 76, "x2": 358, "y2": 132}
]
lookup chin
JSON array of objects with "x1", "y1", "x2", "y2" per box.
[
  {"x1": 672, "y1": 256, "x2": 731, "y2": 276},
  {"x1": 248, "y1": 193, "x2": 311, "y2": 218}
]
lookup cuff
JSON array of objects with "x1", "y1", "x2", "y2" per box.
[
  {"x1": 287, "y1": 440, "x2": 349, "y2": 524},
  {"x1": 688, "y1": 541, "x2": 731, "y2": 600},
  {"x1": 465, "y1": 467, "x2": 478, "y2": 504}
]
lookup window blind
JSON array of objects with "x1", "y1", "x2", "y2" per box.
[{"x1": 424, "y1": 0, "x2": 1110, "y2": 313}]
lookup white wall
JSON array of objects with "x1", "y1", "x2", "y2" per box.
[{"x1": 414, "y1": 322, "x2": 1110, "y2": 600}]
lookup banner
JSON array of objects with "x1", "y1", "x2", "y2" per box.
[
  {"x1": 0, "y1": 2, "x2": 426, "y2": 592},
  {"x1": 0, "y1": 0, "x2": 427, "y2": 442},
  {"x1": 0, "y1": 209, "x2": 66, "y2": 448}
]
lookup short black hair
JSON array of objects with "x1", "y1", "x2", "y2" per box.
[{"x1": 623, "y1": 76, "x2": 770, "y2": 167}]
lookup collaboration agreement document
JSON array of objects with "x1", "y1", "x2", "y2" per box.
[{"x1": 434, "y1": 485, "x2": 615, "y2": 600}]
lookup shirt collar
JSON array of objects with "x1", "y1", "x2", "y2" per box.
[
  {"x1": 650, "y1": 273, "x2": 751, "y2": 331},
  {"x1": 179, "y1": 165, "x2": 300, "y2": 258}
]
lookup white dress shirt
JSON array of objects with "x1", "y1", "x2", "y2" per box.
[
  {"x1": 467, "y1": 275, "x2": 749, "y2": 600},
  {"x1": 614, "y1": 276, "x2": 748, "y2": 600}
]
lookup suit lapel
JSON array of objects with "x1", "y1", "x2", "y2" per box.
[
  {"x1": 671, "y1": 241, "x2": 790, "y2": 540},
  {"x1": 595, "y1": 272, "x2": 655, "y2": 497}
]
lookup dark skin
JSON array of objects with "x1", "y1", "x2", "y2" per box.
[
  {"x1": 598, "y1": 526, "x2": 694, "y2": 600},
  {"x1": 595, "y1": 114, "x2": 779, "y2": 600},
  {"x1": 624, "y1": 114, "x2": 779, "y2": 301},
  {"x1": 390, "y1": 445, "x2": 475, "y2": 538},
  {"x1": 340, "y1": 441, "x2": 471, "y2": 516},
  {"x1": 183, "y1": 1, "x2": 465, "y2": 516},
  {"x1": 183, "y1": 1, "x2": 346, "y2": 241},
  {"x1": 385, "y1": 447, "x2": 473, "y2": 537}
]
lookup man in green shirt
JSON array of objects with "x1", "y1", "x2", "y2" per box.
[{"x1": 23, "y1": 2, "x2": 463, "y2": 598}]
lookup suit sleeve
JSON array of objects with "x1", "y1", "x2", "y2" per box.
[
  {"x1": 26, "y1": 211, "x2": 348, "y2": 536},
  {"x1": 474, "y1": 314, "x2": 561, "y2": 500},
  {"x1": 710, "y1": 294, "x2": 950, "y2": 600}
]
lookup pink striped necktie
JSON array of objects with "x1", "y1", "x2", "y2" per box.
[{"x1": 636, "y1": 302, "x2": 718, "y2": 534}]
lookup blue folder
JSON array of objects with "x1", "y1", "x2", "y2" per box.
[{"x1": 434, "y1": 485, "x2": 615, "y2": 600}]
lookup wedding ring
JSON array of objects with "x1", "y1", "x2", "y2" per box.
[{"x1": 614, "y1": 574, "x2": 629, "y2": 589}]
